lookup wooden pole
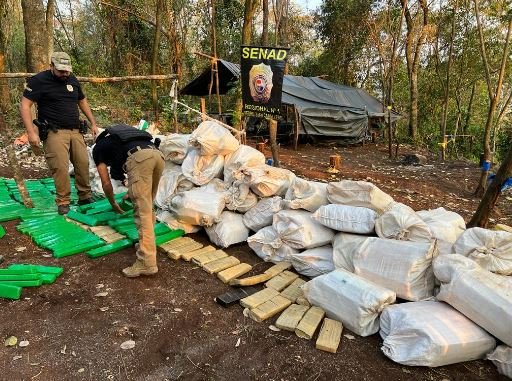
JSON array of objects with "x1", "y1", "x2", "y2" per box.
[
  {"x1": 269, "y1": 119, "x2": 280, "y2": 167},
  {"x1": 329, "y1": 155, "x2": 341, "y2": 169},
  {"x1": 200, "y1": 98, "x2": 207, "y2": 121},
  {"x1": 293, "y1": 106, "x2": 300, "y2": 151},
  {"x1": 0, "y1": 73, "x2": 177, "y2": 82},
  {"x1": 256, "y1": 142, "x2": 265, "y2": 153}
]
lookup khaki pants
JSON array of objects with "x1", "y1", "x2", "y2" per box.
[
  {"x1": 43, "y1": 129, "x2": 92, "y2": 205},
  {"x1": 125, "y1": 149, "x2": 164, "y2": 268}
]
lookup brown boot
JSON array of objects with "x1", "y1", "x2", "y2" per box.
[{"x1": 122, "y1": 259, "x2": 158, "y2": 278}]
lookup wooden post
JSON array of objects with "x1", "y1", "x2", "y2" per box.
[
  {"x1": 441, "y1": 135, "x2": 448, "y2": 161},
  {"x1": 371, "y1": 131, "x2": 378, "y2": 143},
  {"x1": 293, "y1": 106, "x2": 300, "y2": 151},
  {"x1": 200, "y1": 98, "x2": 207, "y2": 121},
  {"x1": 329, "y1": 155, "x2": 341, "y2": 169},
  {"x1": 269, "y1": 119, "x2": 280, "y2": 167},
  {"x1": 256, "y1": 142, "x2": 265, "y2": 153},
  {"x1": 387, "y1": 107, "x2": 393, "y2": 158}
]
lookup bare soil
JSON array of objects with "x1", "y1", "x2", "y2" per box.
[{"x1": 0, "y1": 142, "x2": 508, "y2": 381}]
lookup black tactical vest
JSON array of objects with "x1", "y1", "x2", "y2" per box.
[{"x1": 96, "y1": 124, "x2": 153, "y2": 144}]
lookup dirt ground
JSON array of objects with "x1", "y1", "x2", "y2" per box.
[{"x1": 0, "y1": 141, "x2": 509, "y2": 381}]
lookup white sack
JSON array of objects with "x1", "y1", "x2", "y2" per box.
[
  {"x1": 156, "y1": 210, "x2": 201, "y2": 234},
  {"x1": 154, "y1": 167, "x2": 194, "y2": 210},
  {"x1": 352, "y1": 237, "x2": 437, "y2": 301},
  {"x1": 417, "y1": 207, "x2": 466, "y2": 243},
  {"x1": 283, "y1": 177, "x2": 328, "y2": 212},
  {"x1": 273, "y1": 210, "x2": 335, "y2": 249},
  {"x1": 380, "y1": 301, "x2": 496, "y2": 367},
  {"x1": 240, "y1": 165, "x2": 295, "y2": 197},
  {"x1": 302, "y1": 269, "x2": 396, "y2": 336},
  {"x1": 290, "y1": 246, "x2": 335, "y2": 278},
  {"x1": 189, "y1": 120, "x2": 239, "y2": 156},
  {"x1": 225, "y1": 182, "x2": 258, "y2": 213},
  {"x1": 326, "y1": 180, "x2": 394, "y2": 213},
  {"x1": 205, "y1": 211, "x2": 250, "y2": 248},
  {"x1": 242, "y1": 196, "x2": 283, "y2": 231},
  {"x1": 487, "y1": 346, "x2": 512, "y2": 378},
  {"x1": 312, "y1": 204, "x2": 377, "y2": 234},
  {"x1": 169, "y1": 187, "x2": 226, "y2": 227},
  {"x1": 375, "y1": 203, "x2": 433, "y2": 242},
  {"x1": 434, "y1": 254, "x2": 512, "y2": 346},
  {"x1": 224, "y1": 145, "x2": 265, "y2": 184},
  {"x1": 332, "y1": 232, "x2": 370, "y2": 272},
  {"x1": 181, "y1": 149, "x2": 224, "y2": 186},
  {"x1": 159, "y1": 134, "x2": 190, "y2": 164},
  {"x1": 453, "y1": 227, "x2": 512, "y2": 275},
  {"x1": 247, "y1": 226, "x2": 299, "y2": 263}
]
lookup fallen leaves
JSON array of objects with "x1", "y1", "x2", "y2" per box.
[{"x1": 4, "y1": 336, "x2": 17, "y2": 347}]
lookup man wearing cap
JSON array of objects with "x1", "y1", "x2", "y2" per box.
[{"x1": 20, "y1": 51, "x2": 98, "y2": 215}]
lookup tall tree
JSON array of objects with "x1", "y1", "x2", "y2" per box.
[
  {"x1": 0, "y1": 0, "x2": 10, "y2": 113},
  {"x1": 46, "y1": 0, "x2": 55, "y2": 60},
  {"x1": 151, "y1": 0, "x2": 164, "y2": 120},
  {"x1": 262, "y1": 0, "x2": 269, "y2": 45},
  {"x1": 242, "y1": 0, "x2": 258, "y2": 45},
  {"x1": 21, "y1": 0, "x2": 51, "y2": 71}
]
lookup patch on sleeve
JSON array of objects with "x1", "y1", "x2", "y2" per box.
[{"x1": 24, "y1": 84, "x2": 32, "y2": 92}]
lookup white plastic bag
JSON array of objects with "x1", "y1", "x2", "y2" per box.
[
  {"x1": 290, "y1": 246, "x2": 334, "y2": 278},
  {"x1": 240, "y1": 165, "x2": 295, "y2": 197},
  {"x1": 332, "y1": 232, "x2": 370, "y2": 272},
  {"x1": 380, "y1": 301, "x2": 496, "y2": 367},
  {"x1": 302, "y1": 269, "x2": 396, "y2": 337},
  {"x1": 181, "y1": 149, "x2": 224, "y2": 186},
  {"x1": 242, "y1": 196, "x2": 283, "y2": 231},
  {"x1": 312, "y1": 204, "x2": 377, "y2": 234},
  {"x1": 205, "y1": 211, "x2": 250, "y2": 248},
  {"x1": 225, "y1": 182, "x2": 258, "y2": 213},
  {"x1": 224, "y1": 145, "x2": 265, "y2": 184},
  {"x1": 159, "y1": 134, "x2": 190, "y2": 164},
  {"x1": 273, "y1": 210, "x2": 335, "y2": 249},
  {"x1": 247, "y1": 226, "x2": 299, "y2": 263},
  {"x1": 169, "y1": 187, "x2": 226, "y2": 227},
  {"x1": 327, "y1": 180, "x2": 394, "y2": 213},
  {"x1": 487, "y1": 345, "x2": 512, "y2": 378},
  {"x1": 154, "y1": 167, "x2": 194, "y2": 210},
  {"x1": 156, "y1": 210, "x2": 201, "y2": 234},
  {"x1": 453, "y1": 227, "x2": 512, "y2": 275},
  {"x1": 352, "y1": 237, "x2": 437, "y2": 301},
  {"x1": 189, "y1": 120, "x2": 239, "y2": 156},
  {"x1": 417, "y1": 207, "x2": 465, "y2": 243},
  {"x1": 375, "y1": 203, "x2": 432, "y2": 242},
  {"x1": 283, "y1": 177, "x2": 328, "y2": 212},
  {"x1": 434, "y1": 254, "x2": 512, "y2": 346}
]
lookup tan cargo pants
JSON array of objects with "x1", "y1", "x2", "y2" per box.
[
  {"x1": 125, "y1": 148, "x2": 164, "y2": 268},
  {"x1": 43, "y1": 129, "x2": 92, "y2": 205}
]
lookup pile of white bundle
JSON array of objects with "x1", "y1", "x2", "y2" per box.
[
  {"x1": 159, "y1": 134, "x2": 190, "y2": 164},
  {"x1": 242, "y1": 196, "x2": 283, "y2": 231},
  {"x1": 273, "y1": 210, "x2": 335, "y2": 249},
  {"x1": 453, "y1": 227, "x2": 512, "y2": 275},
  {"x1": 283, "y1": 177, "x2": 328, "y2": 212},
  {"x1": 225, "y1": 182, "x2": 258, "y2": 213},
  {"x1": 169, "y1": 186, "x2": 226, "y2": 227},
  {"x1": 417, "y1": 207, "x2": 465, "y2": 243},
  {"x1": 327, "y1": 180, "x2": 394, "y2": 213},
  {"x1": 240, "y1": 165, "x2": 296, "y2": 197},
  {"x1": 189, "y1": 121, "x2": 239, "y2": 156},
  {"x1": 375, "y1": 202, "x2": 433, "y2": 242},
  {"x1": 380, "y1": 301, "x2": 496, "y2": 367},
  {"x1": 332, "y1": 232, "x2": 370, "y2": 272},
  {"x1": 434, "y1": 254, "x2": 512, "y2": 346},
  {"x1": 154, "y1": 166, "x2": 194, "y2": 210},
  {"x1": 487, "y1": 346, "x2": 512, "y2": 378},
  {"x1": 156, "y1": 210, "x2": 201, "y2": 234},
  {"x1": 181, "y1": 149, "x2": 224, "y2": 186},
  {"x1": 224, "y1": 145, "x2": 265, "y2": 184},
  {"x1": 303, "y1": 269, "x2": 396, "y2": 336},
  {"x1": 312, "y1": 204, "x2": 377, "y2": 234},
  {"x1": 290, "y1": 246, "x2": 334, "y2": 278},
  {"x1": 247, "y1": 226, "x2": 299, "y2": 263},
  {"x1": 205, "y1": 211, "x2": 250, "y2": 248}
]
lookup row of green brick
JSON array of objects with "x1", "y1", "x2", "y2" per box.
[{"x1": 0, "y1": 264, "x2": 64, "y2": 300}]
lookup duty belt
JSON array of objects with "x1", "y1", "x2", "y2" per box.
[{"x1": 127, "y1": 145, "x2": 156, "y2": 157}]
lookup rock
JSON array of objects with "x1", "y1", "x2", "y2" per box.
[
  {"x1": 120, "y1": 340, "x2": 135, "y2": 350},
  {"x1": 402, "y1": 154, "x2": 427, "y2": 166}
]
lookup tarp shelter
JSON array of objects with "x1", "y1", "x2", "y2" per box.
[{"x1": 180, "y1": 59, "x2": 400, "y2": 143}]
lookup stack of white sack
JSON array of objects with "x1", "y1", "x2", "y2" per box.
[
  {"x1": 417, "y1": 207, "x2": 466, "y2": 243},
  {"x1": 434, "y1": 254, "x2": 512, "y2": 346},
  {"x1": 154, "y1": 165, "x2": 195, "y2": 210},
  {"x1": 247, "y1": 226, "x2": 299, "y2": 262},
  {"x1": 205, "y1": 211, "x2": 250, "y2": 248},
  {"x1": 283, "y1": 177, "x2": 329, "y2": 212},
  {"x1": 225, "y1": 181, "x2": 258, "y2": 213},
  {"x1": 312, "y1": 204, "x2": 377, "y2": 234},
  {"x1": 380, "y1": 301, "x2": 496, "y2": 367},
  {"x1": 158, "y1": 134, "x2": 190, "y2": 164},
  {"x1": 332, "y1": 233, "x2": 370, "y2": 272},
  {"x1": 239, "y1": 165, "x2": 296, "y2": 197},
  {"x1": 156, "y1": 210, "x2": 201, "y2": 234},
  {"x1": 375, "y1": 202, "x2": 433, "y2": 242},
  {"x1": 181, "y1": 149, "x2": 224, "y2": 186},
  {"x1": 302, "y1": 269, "x2": 396, "y2": 336},
  {"x1": 169, "y1": 184, "x2": 226, "y2": 227},
  {"x1": 453, "y1": 227, "x2": 512, "y2": 275},
  {"x1": 327, "y1": 180, "x2": 394, "y2": 213},
  {"x1": 188, "y1": 120, "x2": 240, "y2": 156},
  {"x1": 242, "y1": 196, "x2": 283, "y2": 231},
  {"x1": 224, "y1": 145, "x2": 265, "y2": 185},
  {"x1": 290, "y1": 246, "x2": 334, "y2": 277},
  {"x1": 487, "y1": 346, "x2": 512, "y2": 378},
  {"x1": 334, "y1": 236, "x2": 437, "y2": 301}
]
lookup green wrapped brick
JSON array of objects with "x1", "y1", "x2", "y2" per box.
[
  {"x1": 86, "y1": 239, "x2": 133, "y2": 258},
  {"x1": 0, "y1": 268, "x2": 37, "y2": 275},
  {"x1": 0, "y1": 225, "x2": 5, "y2": 239},
  {"x1": 66, "y1": 210, "x2": 99, "y2": 226},
  {"x1": 155, "y1": 229, "x2": 185, "y2": 246},
  {"x1": 0, "y1": 284, "x2": 22, "y2": 300},
  {"x1": 0, "y1": 279, "x2": 43, "y2": 287},
  {"x1": 0, "y1": 274, "x2": 41, "y2": 281},
  {"x1": 108, "y1": 218, "x2": 134, "y2": 228},
  {"x1": 8, "y1": 264, "x2": 64, "y2": 276},
  {"x1": 39, "y1": 273, "x2": 58, "y2": 284},
  {"x1": 53, "y1": 240, "x2": 105, "y2": 258}
]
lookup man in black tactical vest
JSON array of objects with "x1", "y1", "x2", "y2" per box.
[
  {"x1": 93, "y1": 124, "x2": 164, "y2": 277},
  {"x1": 20, "y1": 51, "x2": 98, "y2": 215}
]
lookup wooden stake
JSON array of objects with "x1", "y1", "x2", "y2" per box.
[
  {"x1": 329, "y1": 155, "x2": 341, "y2": 170},
  {"x1": 200, "y1": 98, "x2": 207, "y2": 121},
  {"x1": 269, "y1": 119, "x2": 280, "y2": 167},
  {"x1": 256, "y1": 142, "x2": 266, "y2": 153}
]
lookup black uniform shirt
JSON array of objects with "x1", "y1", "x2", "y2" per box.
[
  {"x1": 22, "y1": 70, "x2": 85, "y2": 129},
  {"x1": 92, "y1": 135, "x2": 154, "y2": 181}
]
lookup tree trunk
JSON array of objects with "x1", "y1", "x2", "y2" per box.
[
  {"x1": 468, "y1": 141, "x2": 512, "y2": 228},
  {"x1": 242, "y1": 0, "x2": 258, "y2": 45},
  {"x1": 21, "y1": 0, "x2": 49, "y2": 72},
  {"x1": 151, "y1": 0, "x2": 164, "y2": 121},
  {"x1": 0, "y1": 1, "x2": 10, "y2": 113},
  {"x1": 269, "y1": 119, "x2": 280, "y2": 167},
  {"x1": 262, "y1": 0, "x2": 269, "y2": 46},
  {"x1": 463, "y1": 82, "x2": 476, "y2": 135},
  {"x1": 46, "y1": 0, "x2": 55, "y2": 60}
]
